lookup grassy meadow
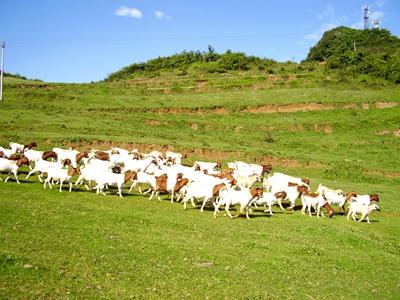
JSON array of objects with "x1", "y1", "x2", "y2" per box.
[{"x1": 1, "y1": 74, "x2": 400, "y2": 299}]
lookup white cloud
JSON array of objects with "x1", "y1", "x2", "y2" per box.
[
  {"x1": 154, "y1": 10, "x2": 171, "y2": 20},
  {"x1": 155, "y1": 11, "x2": 164, "y2": 19},
  {"x1": 115, "y1": 6, "x2": 143, "y2": 19}
]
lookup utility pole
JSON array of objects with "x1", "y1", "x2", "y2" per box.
[{"x1": 0, "y1": 41, "x2": 4, "y2": 101}]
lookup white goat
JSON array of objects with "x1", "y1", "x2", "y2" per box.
[
  {"x1": 43, "y1": 167, "x2": 81, "y2": 192},
  {"x1": 75, "y1": 160, "x2": 116, "y2": 190},
  {"x1": 9, "y1": 142, "x2": 25, "y2": 153},
  {"x1": 347, "y1": 202, "x2": 380, "y2": 224},
  {"x1": 23, "y1": 149, "x2": 44, "y2": 170},
  {"x1": 165, "y1": 150, "x2": 185, "y2": 165},
  {"x1": 128, "y1": 171, "x2": 155, "y2": 194},
  {"x1": 264, "y1": 172, "x2": 310, "y2": 194},
  {"x1": 214, "y1": 186, "x2": 263, "y2": 219},
  {"x1": 94, "y1": 171, "x2": 137, "y2": 198},
  {"x1": 254, "y1": 191, "x2": 287, "y2": 215},
  {"x1": 228, "y1": 161, "x2": 271, "y2": 180},
  {"x1": 26, "y1": 158, "x2": 70, "y2": 182},
  {"x1": 301, "y1": 191, "x2": 327, "y2": 218},
  {"x1": 182, "y1": 177, "x2": 226, "y2": 211},
  {"x1": 234, "y1": 174, "x2": 258, "y2": 188}
]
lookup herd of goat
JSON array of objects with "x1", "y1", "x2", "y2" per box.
[{"x1": 0, "y1": 141, "x2": 381, "y2": 224}]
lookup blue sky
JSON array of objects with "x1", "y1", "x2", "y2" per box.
[{"x1": 1, "y1": 0, "x2": 399, "y2": 83}]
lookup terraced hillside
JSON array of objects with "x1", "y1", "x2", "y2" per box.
[
  {"x1": 2, "y1": 76, "x2": 400, "y2": 174},
  {"x1": 1, "y1": 74, "x2": 400, "y2": 298}
]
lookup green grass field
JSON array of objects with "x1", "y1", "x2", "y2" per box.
[{"x1": 1, "y1": 76, "x2": 400, "y2": 299}]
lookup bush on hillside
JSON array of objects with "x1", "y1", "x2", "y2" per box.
[{"x1": 104, "y1": 48, "x2": 276, "y2": 81}]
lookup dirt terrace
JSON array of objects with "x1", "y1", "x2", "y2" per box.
[{"x1": 146, "y1": 101, "x2": 398, "y2": 115}]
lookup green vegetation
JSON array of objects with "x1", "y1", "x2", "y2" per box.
[
  {"x1": 306, "y1": 26, "x2": 400, "y2": 83},
  {"x1": 3, "y1": 72, "x2": 43, "y2": 83},
  {"x1": 105, "y1": 45, "x2": 278, "y2": 81},
  {"x1": 106, "y1": 27, "x2": 400, "y2": 86},
  {"x1": 1, "y1": 27, "x2": 400, "y2": 298}
]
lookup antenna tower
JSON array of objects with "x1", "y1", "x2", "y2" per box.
[{"x1": 362, "y1": 5, "x2": 370, "y2": 30}]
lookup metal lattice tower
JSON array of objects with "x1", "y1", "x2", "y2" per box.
[{"x1": 362, "y1": 5, "x2": 370, "y2": 30}]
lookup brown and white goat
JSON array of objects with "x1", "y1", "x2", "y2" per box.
[{"x1": 0, "y1": 157, "x2": 29, "y2": 184}]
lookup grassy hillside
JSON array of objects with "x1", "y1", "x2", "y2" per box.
[
  {"x1": 1, "y1": 74, "x2": 400, "y2": 298},
  {"x1": 1, "y1": 35, "x2": 400, "y2": 298},
  {"x1": 2, "y1": 76, "x2": 400, "y2": 174}
]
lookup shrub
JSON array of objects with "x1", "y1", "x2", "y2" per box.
[{"x1": 218, "y1": 51, "x2": 250, "y2": 70}]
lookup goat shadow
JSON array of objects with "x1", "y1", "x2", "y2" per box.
[{"x1": 356, "y1": 219, "x2": 380, "y2": 223}]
